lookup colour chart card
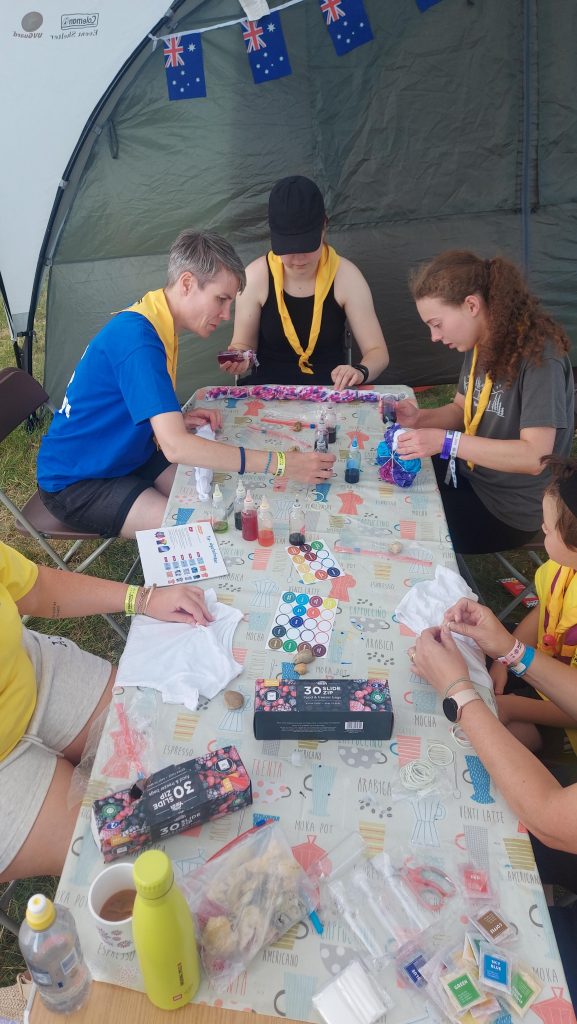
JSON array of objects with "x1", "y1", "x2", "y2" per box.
[
  {"x1": 265, "y1": 591, "x2": 338, "y2": 658},
  {"x1": 286, "y1": 538, "x2": 344, "y2": 585},
  {"x1": 136, "y1": 523, "x2": 228, "y2": 586}
]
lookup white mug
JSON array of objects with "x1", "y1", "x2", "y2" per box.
[{"x1": 88, "y1": 862, "x2": 136, "y2": 952}]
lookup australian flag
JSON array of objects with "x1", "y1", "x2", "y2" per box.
[
  {"x1": 164, "y1": 32, "x2": 206, "y2": 100},
  {"x1": 240, "y1": 12, "x2": 292, "y2": 85},
  {"x1": 319, "y1": 0, "x2": 373, "y2": 56}
]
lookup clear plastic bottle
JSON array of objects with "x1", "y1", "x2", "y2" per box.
[
  {"x1": 19, "y1": 894, "x2": 91, "y2": 1015},
  {"x1": 289, "y1": 498, "x2": 306, "y2": 546},
  {"x1": 257, "y1": 495, "x2": 275, "y2": 547},
  {"x1": 241, "y1": 489, "x2": 258, "y2": 541},
  {"x1": 132, "y1": 850, "x2": 200, "y2": 1011},
  {"x1": 314, "y1": 410, "x2": 329, "y2": 453},
  {"x1": 211, "y1": 482, "x2": 228, "y2": 533},
  {"x1": 345, "y1": 436, "x2": 361, "y2": 483},
  {"x1": 233, "y1": 478, "x2": 246, "y2": 531},
  {"x1": 325, "y1": 405, "x2": 337, "y2": 444}
]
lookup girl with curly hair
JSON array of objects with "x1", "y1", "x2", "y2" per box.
[{"x1": 395, "y1": 250, "x2": 574, "y2": 553}]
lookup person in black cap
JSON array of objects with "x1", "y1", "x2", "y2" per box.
[{"x1": 220, "y1": 175, "x2": 389, "y2": 387}]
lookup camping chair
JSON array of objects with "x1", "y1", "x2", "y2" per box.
[
  {"x1": 0, "y1": 882, "x2": 20, "y2": 937},
  {"x1": 0, "y1": 367, "x2": 137, "y2": 640}
]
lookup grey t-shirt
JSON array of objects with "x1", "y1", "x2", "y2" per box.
[{"x1": 457, "y1": 344, "x2": 574, "y2": 531}]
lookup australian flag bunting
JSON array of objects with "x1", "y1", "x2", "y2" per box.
[
  {"x1": 318, "y1": 0, "x2": 373, "y2": 56},
  {"x1": 240, "y1": 12, "x2": 292, "y2": 85},
  {"x1": 164, "y1": 33, "x2": 206, "y2": 100}
]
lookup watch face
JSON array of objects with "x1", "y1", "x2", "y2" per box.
[{"x1": 442, "y1": 697, "x2": 459, "y2": 723}]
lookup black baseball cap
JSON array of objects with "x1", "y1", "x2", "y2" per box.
[{"x1": 268, "y1": 175, "x2": 326, "y2": 255}]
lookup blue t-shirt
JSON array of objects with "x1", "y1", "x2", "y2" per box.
[{"x1": 37, "y1": 312, "x2": 181, "y2": 491}]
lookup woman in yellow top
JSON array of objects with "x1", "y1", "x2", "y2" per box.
[
  {"x1": 0, "y1": 541, "x2": 211, "y2": 882},
  {"x1": 220, "y1": 176, "x2": 389, "y2": 389},
  {"x1": 395, "y1": 250, "x2": 574, "y2": 554}
]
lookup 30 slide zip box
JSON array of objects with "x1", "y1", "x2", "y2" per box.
[{"x1": 253, "y1": 679, "x2": 393, "y2": 740}]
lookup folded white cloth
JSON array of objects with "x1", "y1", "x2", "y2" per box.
[
  {"x1": 116, "y1": 589, "x2": 243, "y2": 710},
  {"x1": 395, "y1": 566, "x2": 493, "y2": 692},
  {"x1": 194, "y1": 424, "x2": 215, "y2": 500}
]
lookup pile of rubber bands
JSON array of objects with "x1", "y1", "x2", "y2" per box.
[{"x1": 204, "y1": 384, "x2": 382, "y2": 403}]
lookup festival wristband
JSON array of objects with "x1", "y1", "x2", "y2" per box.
[
  {"x1": 449, "y1": 431, "x2": 461, "y2": 459},
  {"x1": 124, "y1": 585, "x2": 139, "y2": 616},
  {"x1": 274, "y1": 451, "x2": 286, "y2": 477},
  {"x1": 238, "y1": 446, "x2": 246, "y2": 476},
  {"x1": 443, "y1": 676, "x2": 471, "y2": 700},
  {"x1": 509, "y1": 645, "x2": 536, "y2": 677},
  {"x1": 440, "y1": 431, "x2": 454, "y2": 460},
  {"x1": 497, "y1": 638, "x2": 526, "y2": 667}
]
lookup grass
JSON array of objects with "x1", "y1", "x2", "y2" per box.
[{"x1": 0, "y1": 308, "x2": 547, "y2": 984}]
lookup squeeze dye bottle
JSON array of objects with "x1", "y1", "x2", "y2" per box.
[
  {"x1": 241, "y1": 489, "x2": 258, "y2": 541},
  {"x1": 257, "y1": 495, "x2": 275, "y2": 547},
  {"x1": 325, "y1": 405, "x2": 337, "y2": 444},
  {"x1": 233, "y1": 478, "x2": 246, "y2": 530},
  {"x1": 132, "y1": 849, "x2": 200, "y2": 1011},
  {"x1": 211, "y1": 483, "x2": 228, "y2": 533},
  {"x1": 19, "y1": 895, "x2": 92, "y2": 1014},
  {"x1": 345, "y1": 436, "x2": 361, "y2": 483},
  {"x1": 289, "y1": 498, "x2": 306, "y2": 545}
]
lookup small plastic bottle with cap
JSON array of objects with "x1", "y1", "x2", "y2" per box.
[
  {"x1": 314, "y1": 410, "x2": 329, "y2": 453},
  {"x1": 19, "y1": 894, "x2": 91, "y2": 1014},
  {"x1": 241, "y1": 489, "x2": 258, "y2": 541},
  {"x1": 289, "y1": 497, "x2": 306, "y2": 546},
  {"x1": 233, "y1": 478, "x2": 246, "y2": 530},
  {"x1": 211, "y1": 482, "x2": 228, "y2": 533},
  {"x1": 325, "y1": 404, "x2": 338, "y2": 444},
  {"x1": 257, "y1": 495, "x2": 275, "y2": 547},
  {"x1": 345, "y1": 436, "x2": 361, "y2": 483},
  {"x1": 132, "y1": 849, "x2": 200, "y2": 1010}
]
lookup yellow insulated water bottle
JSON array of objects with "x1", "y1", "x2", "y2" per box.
[{"x1": 132, "y1": 850, "x2": 200, "y2": 1010}]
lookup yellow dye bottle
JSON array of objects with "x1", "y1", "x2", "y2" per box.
[{"x1": 132, "y1": 850, "x2": 200, "y2": 1010}]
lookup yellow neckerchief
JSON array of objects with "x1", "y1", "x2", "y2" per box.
[
  {"x1": 123, "y1": 288, "x2": 178, "y2": 387},
  {"x1": 535, "y1": 558, "x2": 577, "y2": 756},
  {"x1": 267, "y1": 244, "x2": 340, "y2": 375},
  {"x1": 463, "y1": 345, "x2": 493, "y2": 470}
]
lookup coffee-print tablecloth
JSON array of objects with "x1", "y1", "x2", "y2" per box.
[{"x1": 56, "y1": 387, "x2": 573, "y2": 1023}]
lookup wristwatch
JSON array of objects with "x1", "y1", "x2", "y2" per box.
[
  {"x1": 352, "y1": 363, "x2": 369, "y2": 384},
  {"x1": 442, "y1": 689, "x2": 482, "y2": 723}
]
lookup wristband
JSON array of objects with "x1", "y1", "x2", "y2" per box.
[
  {"x1": 124, "y1": 584, "x2": 139, "y2": 616},
  {"x1": 443, "y1": 676, "x2": 471, "y2": 700},
  {"x1": 238, "y1": 446, "x2": 246, "y2": 476},
  {"x1": 509, "y1": 645, "x2": 536, "y2": 677},
  {"x1": 497, "y1": 638, "x2": 526, "y2": 667},
  {"x1": 352, "y1": 363, "x2": 369, "y2": 384},
  {"x1": 142, "y1": 584, "x2": 157, "y2": 615},
  {"x1": 274, "y1": 451, "x2": 286, "y2": 477},
  {"x1": 440, "y1": 430, "x2": 454, "y2": 460},
  {"x1": 449, "y1": 431, "x2": 461, "y2": 459},
  {"x1": 264, "y1": 451, "x2": 273, "y2": 475}
]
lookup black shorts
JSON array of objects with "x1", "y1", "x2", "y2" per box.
[{"x1": 38, "y1": 450, "x2": 172, "y2": 537}]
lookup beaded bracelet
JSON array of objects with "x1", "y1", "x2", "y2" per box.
[
  {"x1": 274, "y1": 451, "x2": 286, "y2": 477},
  {"x1": 264, "y1": 451, "x2": 273, "y2": 475},
  {"x1": 124, "y1": 584, "x2": 139, "y2": 616}
]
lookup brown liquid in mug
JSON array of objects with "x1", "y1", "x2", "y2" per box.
[{"x1": 99, "y1": 889, "x2": 136, "y2": 922}]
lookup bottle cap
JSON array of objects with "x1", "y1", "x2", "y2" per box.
[
  {"x1": 235, "y1": 479, "x2": 246, "y2": 498},
  {"x1": 260, "y1": 496, "x2": 270, "y2": 511},
  {"x1": 26, "y1": 894, "x2": 56, "y2": 930},
  {"x1": 244, "y1": 489, "x2": 254, "y2": 507},
  {"x1": 133, "y1": 850, "x2": 173, "y2": 900},
  {"x1": 213, "y1": 483, "x2": 223, "y2": 502}
]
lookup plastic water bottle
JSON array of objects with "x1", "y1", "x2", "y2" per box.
[
  {"x1": 257, "y1": 495, "x2": 275, "y2": 547},
  {"x1": 233, "y1": 478, "x2": 246, "y2": 530},
  {"x1": 132, "y1": 850, "x2": 200, "y2": 1010},
  {"x1": 211, "y1": 482, "x2": 228, "y2": 533},
  {"x1": 289, "y1": 498, "x2": 306, "y2": 545},
  {"x1": 19, "y1": 894, "x2": 91, "y2": 1014},
  {"x1": 314, "y1": 410, "x2": 329, "y2": 453},
  {"x1": 345, "y1": 436, "x2": 361, "y2": 483},
  {"x1": 325, "y1": 405, "x2": 337, "y2": 444}
]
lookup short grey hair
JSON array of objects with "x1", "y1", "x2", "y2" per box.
[{"x1": 166, "y1": 229, "x2": 246, "y2": 292}]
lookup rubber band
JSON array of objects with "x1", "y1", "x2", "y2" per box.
[
  {"x1": 238, "y1": 446, "x2": 246, "y2": 476},
  {"x1": 426, "y1": 742, "x2": 454, "y2": 766},
  {"x1": 450, "y1": 724, "x2": 473, "y2": 747},
  {"x1": 399, "y1": 760, "x2": 437, "y2": 790}
]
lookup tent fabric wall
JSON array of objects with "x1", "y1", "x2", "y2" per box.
[{"x1": 43, "y1": 0, "x2": 577, "y2": 405}]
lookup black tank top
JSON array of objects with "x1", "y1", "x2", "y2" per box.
[{"x1": 244, "y1": 261, "x2": 347, "y2": 385}]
